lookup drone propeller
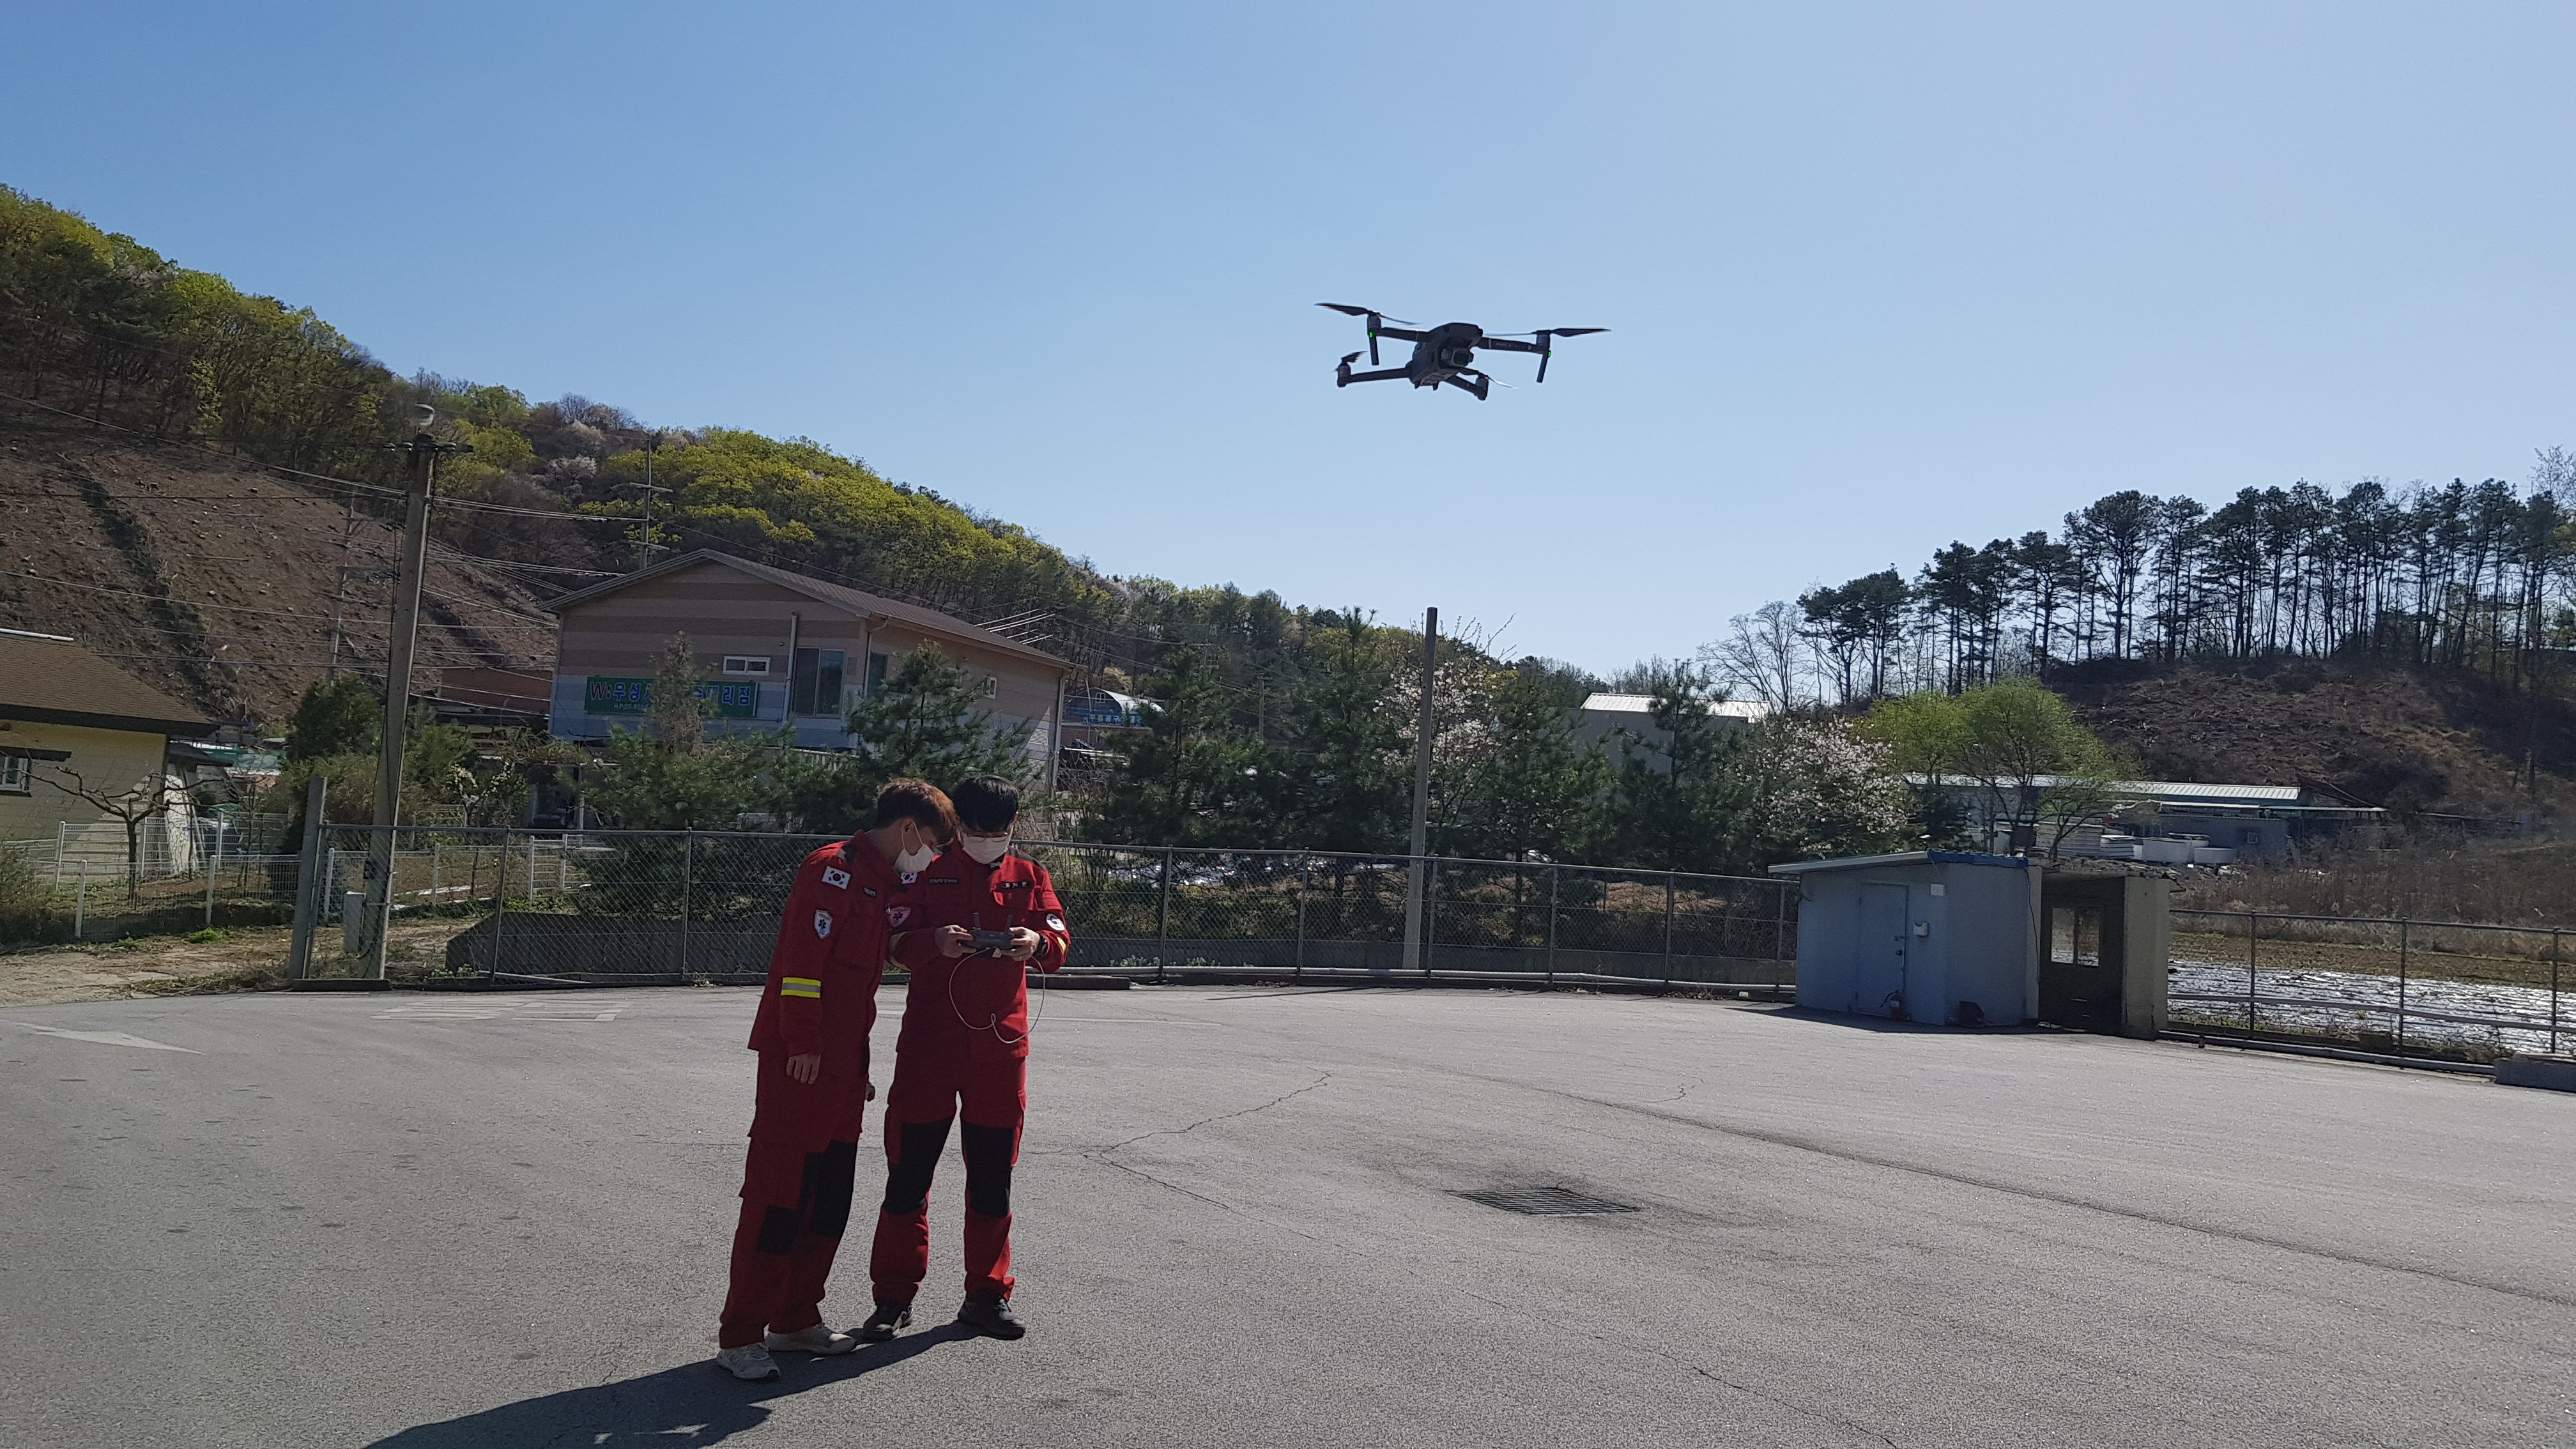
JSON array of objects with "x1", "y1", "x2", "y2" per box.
[
  {"x1": 1527, "y1": 326, "x2": 1606, "y2": 383},
  {"x1": 1317, "y1": 302, "x2": 1416, "y2": 365}
]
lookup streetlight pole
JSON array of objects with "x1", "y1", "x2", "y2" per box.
[{"x1": 1400, "y1": 606, "x2": 1437, "y2": 976}]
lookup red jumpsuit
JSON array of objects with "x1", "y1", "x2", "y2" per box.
[
  {"x1": 867, "y1": 847, "x2": 1070, "y2": 1305},
  {"x1": 716, "y1": 837, "x2": 903, "y2": 1349}
]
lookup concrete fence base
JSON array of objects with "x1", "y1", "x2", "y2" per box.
[
  {"x1": 1074, "y1": 934, "x2": 1793, "y2": 986},
  {"x1": 441, "y1": 914, "x2": 781, "y2": 977}
]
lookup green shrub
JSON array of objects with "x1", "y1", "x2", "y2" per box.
[{"x1": 0, "y1": 843, "x2": 61, "y2": 944}]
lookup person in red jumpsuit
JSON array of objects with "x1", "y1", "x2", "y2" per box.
[
  {"x1": 862, "y1": 773, "x2": 1070, "y2": 1342},
  {"x1": 712, "y1": 778, "x2": 956, "y2": 1383}
]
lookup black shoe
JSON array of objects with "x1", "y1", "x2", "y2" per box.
[
  {"x1": 858, "y1": 1300, "x2": 912, "y2": 1343},
  {"x1": 956, "y1": 1292, "x2": 1025, "y2": 1340}
]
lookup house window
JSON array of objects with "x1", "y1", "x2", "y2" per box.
[
  {"x1": 0, "y1": 753, "x2": 26, "y2": 795},
  {"x1": 2050, "y1": 905, "x2": 2102, "y2": 967},
  {"x1": 721, "y1": 656, "x2": 772, "y2": 677},
  {"x1": 790, "y1": 648, "x2": 845, "y2": 716},
  {"x1": 865, "y1": 652, "x2": 889, "y2": 698}
]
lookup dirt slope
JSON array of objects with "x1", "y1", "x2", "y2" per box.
[
  {"x1": 2054, "y1": 658, "x2": 2574, "y2": 820},
  {"x1": 0, "y1": 404, "x2": 561, "y2": 728}
]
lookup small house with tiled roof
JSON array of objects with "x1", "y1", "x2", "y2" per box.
[
  {"x1": 0, "y1": 627, "x2": 218, "y2": 862},
  {"x1": 539, "y1": 551, "x2": 1075, "y2": 781}
]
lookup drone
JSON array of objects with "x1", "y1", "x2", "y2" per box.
[{"x1": 1318, "y1": 303, "x2": 1606, "y2": 400}]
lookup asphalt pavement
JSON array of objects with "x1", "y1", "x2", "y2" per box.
[{"x1": 3, "y1": 980, "x2": 2572, "y2": 1448}]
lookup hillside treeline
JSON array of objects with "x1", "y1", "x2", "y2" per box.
[
  {"x1": 0, "y1": 185, "x2": 1358, "y2": 700},
  {"x1": 1722, "y1": 477, "x2": 2576, "y2": 709}
]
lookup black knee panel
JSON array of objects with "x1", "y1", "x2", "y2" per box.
[
  {"x1": 756, "y1": 1205, "x2": 802, "y2": 1255},
  {"x1": 880, "y1": 1119, "x2": 951, "y2": 1214},
  {"x1": 960, "y1": 1122, "x2": 1015, "y2": 1219},
  {"x1": 807, "y1": 1139, "x2": 859, "y2": 1239}
]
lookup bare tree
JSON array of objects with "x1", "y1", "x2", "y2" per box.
[
  {"x1": 36, "y1": 762, "x2": 179, "y2": 898},
  {"x1": 1699, "y1": 601, "x2": 1805, "y2": 712}
]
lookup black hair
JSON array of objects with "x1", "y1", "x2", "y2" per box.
[{"x1": 949, "y1": 774, "x2": 1020, "y2": 833}]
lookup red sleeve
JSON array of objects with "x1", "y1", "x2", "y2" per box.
[
  {"x1": 1028, "y1": 864, "x2": 1070, "y2": 974},
  {"x1": 765, "y1": 859, "x2": 834, "y2": 1057}
]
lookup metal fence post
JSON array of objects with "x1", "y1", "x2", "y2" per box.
[
  {"x1": 1774, "y1": 879, "x2": 1790, "y2": 990},
  {"x1": 430, "y1": 841, "x2": 441, "y2": 912},
  {"x1": 2396, "y1": 919, "x2": 2409, "y2": 1055},
  {"x1": 73, "y1": 859, "x2": 87, "y2": 940},
  {"x1": 1663, "y1": 871, "x2": 1677, "y2": 991},
  {"x1": 286, "y1": 778, "x2": 326, "y2": 980},
  {"x1": 1293, "y1": 863, "x2": 1306, "y2": 983},
  {"x1": 527, "y1": 833, "x2": 539, "y2": 906},
  {"x1": 489, "y1": 828, "x2": 511, "y2": 978},
  {"x1": 1156, "y1": 845, "x2": 1173, "y2": 983},
  {"x1": 203, "y1": 831, "x2": 217, "y2": 928},
  {"x1": 1545, "y1": 866, "x2": 1560, "y2": 988},
  {"x1": 2552, "y1": 928, "x2": 2563, "y2": 1057},
  {"x1": 1422, "y1": 857, "x2": 1439, "y2": 981},
  {"x1": 680, "y1": 831, "x2": 694, "y2": 978},
  {"x1": 2247, "y1": 911, "x2": 2259, "y2": 1032}
]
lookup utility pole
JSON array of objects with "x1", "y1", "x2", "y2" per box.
[
  {"x1": 636, "y1": 431, "x2": 668, "y2": 572},
  {"x1": 363, "y1": 423, "x2": 471, "y2": 977},
  {"x1": 1400, "y1": 606, "x2": 1438, "y2": 975}
]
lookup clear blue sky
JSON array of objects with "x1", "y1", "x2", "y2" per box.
[{"x1": 8, "y1": 4, "x2": 2572, "y2": 673}]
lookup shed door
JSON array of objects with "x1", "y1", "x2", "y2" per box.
[{"x1": 1857, "y1": 883, "x2": 1910, "y2": 1017}]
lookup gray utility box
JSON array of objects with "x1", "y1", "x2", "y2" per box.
[{"x1": 1770, "y1": 852, "x2": 2039, "y2": 1027}]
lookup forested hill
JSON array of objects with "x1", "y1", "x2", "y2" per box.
[{"x1": 0, "y1": 185, "x2": 1384, "y2": 721}]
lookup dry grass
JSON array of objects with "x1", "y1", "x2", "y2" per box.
[{"x1": 2177, "y1": 836, "x2": 2576, "y2": 931}]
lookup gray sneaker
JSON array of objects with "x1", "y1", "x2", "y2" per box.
[
  {"x1": 765, "y1": 1323, "x2": 859, "y2": 1356},
  {"x1": 714, "y1": 1343, "x2": 781, "y2": 1381}
]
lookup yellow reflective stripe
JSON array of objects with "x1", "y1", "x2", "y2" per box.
[{"x1": 779, "y1": 977, "x2": 822, "y2": 999}]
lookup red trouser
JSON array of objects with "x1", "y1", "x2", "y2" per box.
[
  {"x1": 868, "y1": 1048, "x2": 1027, "y2": 1303},
  {"x1": 718, "y1": 1053, "x2": 870, "y2": 1349}
]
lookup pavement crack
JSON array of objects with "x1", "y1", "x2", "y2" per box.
[
  {"x1": 1611, "y1": 1334, "x2": 1903, "y2": 1448},
  {"x1": 1081, "y1": 1071, "x2": 1332, "y2": 1158}
]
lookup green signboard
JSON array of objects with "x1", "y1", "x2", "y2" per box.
[{"x1": 585, "y1": 677, "x2": 762, "y2": 719}]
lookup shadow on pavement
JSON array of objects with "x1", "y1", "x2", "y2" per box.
[
  {"x1": 369, "y1": 1325, "x2": 977, "y2": 1448},
  {"x1": 1768, "y1": 1006, "x2": 2045, "y2": 1034}
]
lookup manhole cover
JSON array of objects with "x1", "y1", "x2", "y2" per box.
[{"x1": 1452, "y1": 1186, "x2": 1640, "y2": 1216}]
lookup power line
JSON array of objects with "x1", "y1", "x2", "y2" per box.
[{"x1": 0, "y1": 567, "x2": 560, "y2": 628}]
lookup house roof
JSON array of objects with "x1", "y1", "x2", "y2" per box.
[
  {"x1": 1580, "y1": 693, "x2": 1771, "y2": 721},
  {"x1": 540, "y1": 550, "x2": 1072, "y2": 673},
  {"x1": 0, "y1": 633, "x2": 217, "y2": 737},
  {"x1": 1908, "y1": 774, "x2": 2304, "y2": 805},
  {"x1": 1767, "y1": 850, "x2": 2034, "y2": 875}
]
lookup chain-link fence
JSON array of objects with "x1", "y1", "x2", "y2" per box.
[
  {"x1": 2172, "y1": 908, "x2": 2570, "y2": 1059},
  {"x1": 270, "y1": 829, "x2": 1800, "y2": 989}
]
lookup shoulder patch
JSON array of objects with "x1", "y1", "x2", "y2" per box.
[
  {"x1": 812, "y1": 910, "x2": 833, "y2": 939},
  {"x1": 887, "y1": 905, "x2": 912, "y2": 928},
  {"x1": 1045, "y1": 914, "x2": 1065, "y2": 932},
  {"x1": 822, "y1": 866, "x2": 852, "y2": 889}
]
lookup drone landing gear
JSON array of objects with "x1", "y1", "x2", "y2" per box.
[
  {"x1": 1336, "y1": 354, "x2": 1409, "y2": 388},
  {"x1": 1441, "y1": 372, "x2": 1491, "y2": 401}
]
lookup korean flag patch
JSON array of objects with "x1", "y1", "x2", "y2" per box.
[
  {"x1": 822, "y1": 866, "x2": 851, "y2": 889},
  {"x1": 813, "y1": 910, "x2": 834, "y2": 939},
  {"x1": 887, "y1": 905, "x2": 912, "y2": 928},
  {"x1": 1045, "y1": 914, "x2": 1064, "y2": 932}
]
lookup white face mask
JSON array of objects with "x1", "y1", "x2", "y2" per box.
[
  {"x1": 895, "y1": 839, "x2": 938, "y2": 875},
  {"x1": 961, "y1": 834, "x2": 1011, "y2": 866}
]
